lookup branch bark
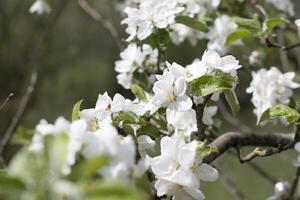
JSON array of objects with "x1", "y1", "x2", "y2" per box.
[{"x1": 203, "y1": 132, "x2": 295, "y2": 164}]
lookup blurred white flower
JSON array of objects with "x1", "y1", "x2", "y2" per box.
[
  {"x1": 207, "y1": 15, "x2": 238, "y2": 54},
  {"x1": 266, "y1": 181, "x2": 291, "y2": 200},
  {"x1": 29, "y1": 117, "x2": 87, "y2": 175},
  {"x1": 202, "y1": 106, "x2": 218, "y2": 125},
  {"x1": 176, "y1": 0, "x2": 220, "y2": 17},
  {"x1": 170, "y1": 24, "x2": 206, "y2": 46},
  {"x1": 137, "y1": 135, "x2": 156, "y2": 157},
  {"x1": 246, "y1": 67, "x2": 299, "y2": 123},
  {"x1": 29, "y1": 0, "x2": 51, "y2": 15},
  {"x1": 122, "y1": 0, "x2": 183, "y2": 40},
  {"x1": 266, "y1": 0, "x2": 294, "y2": 16}
]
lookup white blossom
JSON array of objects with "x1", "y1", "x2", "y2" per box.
[
  {"x1": 152, "y1": 63, "x2": 193, "y2": 122},
  {"x1": 168, "y1": 109, "x2": 198, "y2": 139},
  {"x1": 266, "y1": 0, "x2": 294, "y2": 16},
  {"x1": 29, "y1": 0, "x2": 51, "y2": 15},
  {"x1": 115, "y1": 43, "x2": 158, "y2": 89},
  {"x1": 295, "y1": 19, "x2": 300, "y2": 38},
  {"x1": 150, "y1": 136, "x2": 218, "y2": 199},
  {"x1": 137, "y1": 135, "x2": 156, "y2": 157},
  {"x1": 29, "y1": 117, "x2": 87, "y2": 175},
  {"x1": 246, "y1": 67, "x2": 299, "y2": 122},
  {"x1": 176, "y1": 0, "x2": 220, "y2": 17},
  {"x1": 170, "y1": 24, "x2": 205, "y2": 46},
  {"x1": 202, "y1": 106, "x2": 218, "y2": 125},
  {"x1": 266, "y1": 181, "x2": 291, "y2": 200},
  {"x1": 201, "y1": 49, "x2": 242, "y2": 75},
  {"x1": 122, "y1": 0, "x2": 184, "y2": 40},
  {"x1": 207, "y1": 15, "x2": 238, "y2": 54}
]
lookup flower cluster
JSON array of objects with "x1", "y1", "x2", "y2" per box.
[
  {"x1": 115, "y1": 43, "x2": 158, "y2": 89},
  {"x1": 122, "y1": 0, "x2": 184, "y2": 41},
  {"x1": 246, "y1": 67, "x2": 299, "y2": 122},
  {"x1": 29, "y1": 117, "x2": 148, "y2": 182},
  {"x1": 150, "y1": 136, "x2": 218, "y2": 200}
]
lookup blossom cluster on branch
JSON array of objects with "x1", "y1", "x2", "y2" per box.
[{"x1": 2, "y1": 0, "x2": 300, "y2": 200}]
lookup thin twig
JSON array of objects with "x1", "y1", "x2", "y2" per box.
[
  {"x1": 218, "y1": 167, "x2": 247, "y2": 200},
  {"x1": 0, "y1": 93, "x2": 14, "y2": 112},
  {"x1": 0, "y1": 73, "x2": 37, "y2": 159},
  {"x1": 265, "y1": 38, "x2": 300, "y2": 51},
  {"x1": 228, "y1": 149, "x2": 278, "y2": 184},
  {"x1": 78, "y1": 0, "x2": 122, "y2": 50}
]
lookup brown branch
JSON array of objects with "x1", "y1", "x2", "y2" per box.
[
  {"x1": 78, "y1": 0, "x2": 122, "y2": 50},
  {"x1": 0, "y1": 93, "x2": 14, "y2": 112},
  {"x1": 203, "y1": 132, "x2": 295, "y2": 164},
  {"x1": 237, "y1": 146, "x2": 291, "y2": 163},
  {"x1": 0, "y1": 73, "x2": 37, "y2": 159},
  {"x1": 265, "y1": 38, "x2": 300, "y2": 51}
]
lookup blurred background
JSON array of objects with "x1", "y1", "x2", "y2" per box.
[{"x1": 1, "y1": 0, "x2": 300, "y2": 199}]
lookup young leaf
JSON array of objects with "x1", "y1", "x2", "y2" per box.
[
  {"x1": 232, "y1": 17, "x2": 261, "y2": 30},
  {"x1": 259, "y1": 104, "x2": 300, "y2": 124},
  {"x1": 12, "y1": 127, "x2": 35, "y2": 145},
  {"x1": 188, "y1": 74, "x2": 234, "y2": 96},
  {"x1": 131, "y1": 84, "x2": 146, "y2": 101},
  {"x1": 72, "y1": 99, "x2": 83, "y2": 121},
  {"x1": 261, "y1": 18, "x2": 289, "y2": 35},
  {"x1": 175, "y1": 16, "x2": 209, "y2": 33},
  {"x1": 224, "y1": 89, "x2": 240, "y2": 116},
  {"x1": 226, "y1": 28, "x2": 252, "y2": 46}
]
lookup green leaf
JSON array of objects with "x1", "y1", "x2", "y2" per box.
[
  {"x1": 12, "y1": 127, "x2": 34, "y2": 145},
  {"x1": 259, "y1": 104, "x2": 300, "y2": 124},
  {"x1": 175, "y1": 16, "x2": 209, "y2": 32},
  {"x1": 114, "y1": 112, "x2": 140, "y2": 124},
  {"x1": 132, "y1": 70, "x2": 150, "y2": 91},
  {"x1": 69, "y1": 156, "x2": 108, "y2": 181},
  {"x1": 226, "y1": 28, "x2": 252, "y2": 46},
  {"x1": 131, "y1": 84, "x2": 146, "y2": 101},
  {"x1": 224, "y1": 89, "x2": 240, "y2": 116},
  {"x1": 148, "y1": 29, "x2": 170, "y2": 53},
  {"x1": 232, "y1": 17, "x2": 261, "y2": 30},
  {"x1": 72, "y1": 99, "x2": 83, "y2": 121},
  {"x1": 0, "y1": 171, "x2": 25, "y2": 192},
  {"x1": 261, "y1": 18, "x2": 289, "y2": 35},
  {"x1": 188, "y1": 74, "x2": 235, "y2": 96}
]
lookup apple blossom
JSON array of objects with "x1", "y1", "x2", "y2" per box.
[
  {"x1": 246, "y1": 67, "x2": 299, "y2": 122},
  {"x1": 29, "y1": 0, "x2": 51, "y2": 15},
  {"x1": 122, "y1": 0, "x2": 184, "y2": 40},
  {"x1": 266, "y1": 0, "x2": 294, "y2": 16},
  {"x1": 176, "y1": 0, "x2": 220, "y2": 17},
  {"x1": 150, "y1": 136, "x2": 218, "y2": 199},
  {"x1": 207, "y1": 15, "x2": 238, "y2": 54},
  {"x1": 266, "y1": 181, "x2": 291, "y2": 200},
  {"x1": 115, "y1": 43, "x2": 158, "y2": 89},
  {"x1": 29, "y1": 117, "x2": 87, "y2": 175}
]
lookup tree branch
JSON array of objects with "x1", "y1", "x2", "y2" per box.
[
  {"x1": 203, "y1": 132, "x2": 295, "y2": 164},
  {"x1": 77, "y1": 0, "x2": 122, "y2": 50},
  {"x1": 0, "y1": 73, "x2": 37, "y2": 160},
  {"x1": 0, "y1": 93, "x2": 14, "y2": 112}
]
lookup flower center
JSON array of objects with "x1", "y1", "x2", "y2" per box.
[{"x1": 167, "y1": 92, "x2": 176, "y2": 102}]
